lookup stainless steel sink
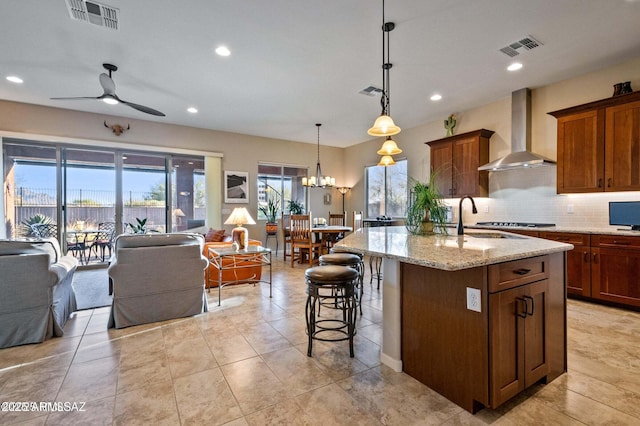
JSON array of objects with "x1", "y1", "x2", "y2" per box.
[{"x1": 465, "y1": 232, "x2": 525, "y2": 239}]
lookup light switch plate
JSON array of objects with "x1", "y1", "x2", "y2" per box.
[{"x1": 466, "y1": 287, "x2": 481, "y2": 312}]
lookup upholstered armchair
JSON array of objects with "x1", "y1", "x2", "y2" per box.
[
  {"x1": 107, "y1": 233, "x2": 208, "y2": 328},
  {"x1": 0, "y1": 238, "x2": 78, "y2": 348}
]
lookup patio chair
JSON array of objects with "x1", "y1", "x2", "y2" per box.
[
  {"x1": 30, "y1": 223, "x2": 58, "y2": 238},
  {"x1": 89, "y1": 222, "x2": 116, "y2": 262}
]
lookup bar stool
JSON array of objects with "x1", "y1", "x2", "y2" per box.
[
  {"x1": 305, "y1": 265, "x2": 359, "y2": 358},
  {"x1": 319, "y1": 253, "x2": 364, "y2": 315},
  {"x1": 369, "y1": 255, "x2": 382, "y2": 289}
]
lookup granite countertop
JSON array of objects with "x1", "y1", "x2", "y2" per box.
[
  {"x1": 469, "y1": 224, "x2": 640, "y2": 236},
  {"x1": 335, "y1": 226, "x2": 573, "y2": 271}
]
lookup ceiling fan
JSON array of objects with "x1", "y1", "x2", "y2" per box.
[{"x1": 51, "y1": 63, "x2": 165, "y2": 117}]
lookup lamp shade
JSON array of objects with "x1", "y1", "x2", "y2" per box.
[
  {"x1": 378, "y1": 155, "x2": 396, "y2": 167},
  {"x1": 172, "y1": 208, "x2": 185, "y2": 217},
  {"x1": 224, "y1": 207, "x2": 256, "y2": 226},
  {"x1": 367, "y1": 114, "x2": 401, "y2": 137},
  {"x1": 377, "y1": 136, "x2": 403, "y2": 155}
]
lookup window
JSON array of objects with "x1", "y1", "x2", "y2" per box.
[
  {"x1": 257, "y1": 164, "x2": 307, "y2": 220},
  {"x1": 365, "y1": 159, "x2": 407, "y2": 218}
]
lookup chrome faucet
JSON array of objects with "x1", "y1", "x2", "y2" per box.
[{"x1": 457, "y1": 195, "x2": 478, "y2": 235}]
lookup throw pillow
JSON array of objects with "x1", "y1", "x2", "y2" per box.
[{"x1": 205, "y1": 228, "x2": 226, "y2": 242}]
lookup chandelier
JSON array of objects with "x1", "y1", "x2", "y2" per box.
[{"x1": 302, "y1": 123, "x2": 335, "y2": 188}]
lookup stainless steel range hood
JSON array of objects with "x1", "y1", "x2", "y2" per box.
[{"x1": 478, "y1": 88, "x2": 555, "y2": 171}]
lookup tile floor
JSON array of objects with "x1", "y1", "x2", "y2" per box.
[{"x1": 1, "y1": 256, "x2": 640, "y2": 425}]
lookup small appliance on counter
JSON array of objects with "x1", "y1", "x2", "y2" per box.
[
  {"x1": 609, "y1": 201, "x2": 640, "y2": 231},
  {"x1": 475, "y1": 222, "x2": 556, "y2": 228}
]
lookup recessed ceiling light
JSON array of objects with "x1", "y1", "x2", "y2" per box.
[
  {"x1": 507, "y1": 62, "x2": 523, "y2": 71},
  {"x1": 187, "y1": 107, "x2": 198, "y2": 113},
  {"x1": 6, "y1": 76, "x2": 23, "y2": 84},
  {"x1": 215, "y1": 46, "x2": 231, "y2": 56},
  {"x1": 430, "y1": 94, "x2": 442, "y2": 101}
]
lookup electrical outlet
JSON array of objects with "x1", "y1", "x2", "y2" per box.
[
  {"x1": 567, "y1": 204, "x2": 574, "y2": 214},
  {"x1": 466, "y1": 287, "x2": 481, "y2": 312},
  {"x1": 483, "y1": 205, "x2": 489, "y2": 213}
]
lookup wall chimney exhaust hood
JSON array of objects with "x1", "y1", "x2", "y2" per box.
[{"x1": 478, "y1": 88, "x2": 555, "y2": 171}]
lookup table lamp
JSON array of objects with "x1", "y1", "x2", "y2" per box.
[{"x1": 224, "y1": 207, "x2": 256, "y2": 250}]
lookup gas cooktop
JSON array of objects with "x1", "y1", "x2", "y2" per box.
[{"x1": 476, "y1": 222, "x2": 556, "y2": 228}]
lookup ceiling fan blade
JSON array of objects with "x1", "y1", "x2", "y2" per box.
[
  {"x1": 50, "y1": 96, "x2": 101, "y2": 100},
  {"x1": 119, "y1": 99, "x2": 166, "y2": 116},
  {"x1": 99, "y1": 73, "x2": 116, "y2": 95}
]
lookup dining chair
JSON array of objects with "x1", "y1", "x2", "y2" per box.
[
  {"x1": 326, "y1": 211, "x2": 347, "y2": 249},
  {"x1": 281, "y1": 214, "x2": 291, "y2": 261},
  {"x1": 290, "y1": 213, "x2": 323, "y2": 267}
]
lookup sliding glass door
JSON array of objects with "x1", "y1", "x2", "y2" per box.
[
  {"x1": 122, "y1": 153, "x2": 168, "y2": 233},
  {"x1": 3, "y1": 143, "x2": 59, "y2": 239},
  {"x1": 3, "y1": 138, "x2": 206, "y2": 266}
]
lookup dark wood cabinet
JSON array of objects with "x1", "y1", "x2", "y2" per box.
[
  {"x1": 539, "y1": 232, "x2": 591, "y2": 297},
  {"x1": 489, "y1": 279, "x2": 548, "y2": 407},
  {"x1": 605, "y1": 100, "x2": 640, "y2": 191},
  {"x1": 401, "y1": 253, "x2": 565, "y2": 413},
  {"x1": 549, "y1": 91, "x2": 640, "y2": 194},
  {"x1": 426, "y1": 129, "x2": 493, "y2": 197},
  {"x1": 555, "y1": 110, "x2": 605, "y2": 193},
  {"x1": 591, "y1": 235, "x2": 640, "y2": 307}
]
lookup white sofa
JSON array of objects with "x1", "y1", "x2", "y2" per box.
[
  {"x1": 0, "y1": 238, "x2": 78, "y2": 348},
  {"x1": 107, "y1": 233, "x2": 208, "y2": 329}
]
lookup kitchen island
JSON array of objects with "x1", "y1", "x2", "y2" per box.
[{"x1": 335, "y1": 226, "x2": 573, "y2": 413}]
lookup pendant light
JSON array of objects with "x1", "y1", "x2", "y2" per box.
[
  {"x1": 368, "y1": 0, "x2": 401, "y2": 138},
  {"x1": 377, "y1": 136, "x2": 402, "y2": 156},
  {"x1": 302, "y1": 123, "x2": 335, "y2": 188},
  {"x1": 377, "y1": 155, "x2": 396, "y2": 167}
]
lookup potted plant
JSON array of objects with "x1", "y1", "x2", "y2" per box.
[
  {"x1": 405, "y1": 172, "x2": 449, "y2": 235},
  {"x1": 259, "y1": 194, "x2": 280, "y2": 235},
  {"x1": 127, "y1": 217, "x2": 147, "y2": 234},
  {"x1": 288, "y1": 199, "x2": 304, "y2": 215}
]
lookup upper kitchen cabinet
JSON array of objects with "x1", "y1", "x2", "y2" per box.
[
  {"x1": 549, "y1": 91, "x2": 640, "y2": 194},
  {"x1": 426, "y1": 129, "x2": 494, "y2": 198}
]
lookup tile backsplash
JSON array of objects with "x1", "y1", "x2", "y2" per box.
[{"x1": 446, "y1": 167, "x2": 640, "y2": 229}]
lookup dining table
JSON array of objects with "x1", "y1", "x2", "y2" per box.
[
  {"x1": 311, "y1": 224, "x2": 352, "y2": 252},
  {"x1": 66, "y1": 229, "x2": 99, "y2": 265}
]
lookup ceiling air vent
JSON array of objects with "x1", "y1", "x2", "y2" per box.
[
  {"x1": 499, "y1": 35, "x2": 543, "y2": 57},
  {"x1": 65, "y1": 0, "x2": 119, "y2": 30},
  {"x1": 359, "y1": 85, "x2": 383, "y2": 97}
]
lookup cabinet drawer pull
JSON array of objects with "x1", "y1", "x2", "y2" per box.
[
  {"x1": 513, "y1": 268, "x2": 531, "y2": 275},
  {"x1": 584, "y1": 252, "x2": 589, "y2": 262},
  {"x1": 523, "y1": 295, "x2": 534, "y2": 316},
  {"x1": 613, "y1": 240, "x2": 630, "y2": 245},
  {"x1": 597, "y1": 178, "x2": 603, "y2": 188},
  {"x1": 607, "y1": 178, "x2": 612, "y2": 187},
  {"x1": 516, "y1": 297, "x2": 528, "y2": 318},
  {"x1": 593, "y1": 253, "x2": 598, "y2": 263}
]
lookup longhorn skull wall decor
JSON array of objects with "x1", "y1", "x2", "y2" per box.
[{"x1": 104, "y1": 121, "x2": 130, "y2": 136}]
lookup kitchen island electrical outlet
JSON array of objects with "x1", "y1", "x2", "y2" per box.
[
  {"x1": 466, "y1": 287, "x2": 481, "y2": 312},
  {"x1": 483, "y1": 205, "x2": 489, "y2": 213},
  {"x1": 567, "y1": 204, "x2": 574, "y2": 214}
]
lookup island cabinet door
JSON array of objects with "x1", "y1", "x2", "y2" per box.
[{"x1": 489, "y1": 279, "x2": 549, "y2": 408}]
